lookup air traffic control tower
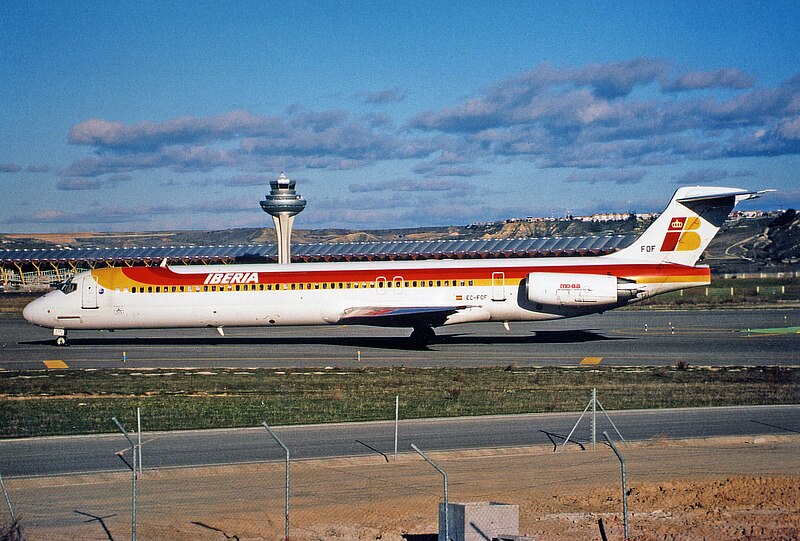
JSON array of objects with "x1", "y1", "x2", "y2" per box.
[{"x1": 260, "y1": 173, "x2": 307, "y2": 264}]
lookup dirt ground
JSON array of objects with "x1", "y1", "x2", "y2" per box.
[{"x1": 4, "y1": 435, "x2": 799, "y2": 541}]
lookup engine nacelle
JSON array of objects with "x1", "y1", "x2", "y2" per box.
[{"x1": 526, "y1": 272, "x2": 621, "y2": 306}]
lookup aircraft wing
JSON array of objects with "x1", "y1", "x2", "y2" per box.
[{"x1": 337, "y1": 305, "x2": 467, "y2": 327}]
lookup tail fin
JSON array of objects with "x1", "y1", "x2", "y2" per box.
[{"x1": 612, "y1": 186, "x2": 768, "y2": 266}]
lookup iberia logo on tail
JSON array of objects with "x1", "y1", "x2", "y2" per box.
[{"x1": 660, "y1": 216, "x2": 702, "y2": 251}]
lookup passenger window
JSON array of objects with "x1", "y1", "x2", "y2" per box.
[
  {"x1": 436, "y1": 281, "x2": 441, "y2": 287},
  {"x1": 148, "y1": 287, "x2": 153, "y2": 293}
]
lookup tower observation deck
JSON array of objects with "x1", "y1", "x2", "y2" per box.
[{"x1": 260, "y1": 173, "x2": 306, "y2": 264}]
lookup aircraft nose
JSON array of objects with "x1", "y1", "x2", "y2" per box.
[{"x1": 22, "y1": 297, "x2": 49, "y2": 326}]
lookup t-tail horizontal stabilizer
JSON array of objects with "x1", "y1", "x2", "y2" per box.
[{"x1": 611, "y1": 186, "x2": 772, "y2": 266}]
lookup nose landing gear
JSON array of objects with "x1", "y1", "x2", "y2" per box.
[{"x1": 54, "y1": 330, "x2": 68, "y2": 347}]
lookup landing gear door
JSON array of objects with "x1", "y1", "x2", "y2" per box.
[
  {"x1": 81, "y1": 275, "x2": 98, "y2": 309},
  {"x1": 492, "y1": 272, "x2": 505, "y2": 301}
]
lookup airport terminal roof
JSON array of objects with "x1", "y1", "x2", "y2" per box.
[{"x1": 0, "y1": 235, "x2": 634, "y2": 267}]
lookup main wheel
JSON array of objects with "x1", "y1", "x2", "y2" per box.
[
  {"x1": 409, "y1": 327, "x2": 435, "y2": 348},
  {"x1": 55, "y1": 336, "x2": 68, "y2": 347}
]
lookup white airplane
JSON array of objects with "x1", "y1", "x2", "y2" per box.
[{"x1": 23, "y1": 186, "x2": 767, "y2": 347}]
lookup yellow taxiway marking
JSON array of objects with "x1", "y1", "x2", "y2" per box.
[
  {"x1": 43, "y1": 360, "x2": 69, "y2": 369},
  {"x1": 579, "y1": 357, "x2": 603, "y2": 365}
]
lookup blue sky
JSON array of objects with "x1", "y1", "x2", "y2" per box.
[{"x1": 2, "y1": 1, "x2": 799, "y2": 233}]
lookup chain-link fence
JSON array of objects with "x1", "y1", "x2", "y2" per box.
[{"x1": 2, "y1": 431, "x2": 798, "y2": 540}]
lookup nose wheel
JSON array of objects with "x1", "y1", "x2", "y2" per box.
[{"x1": 54, "y1": 331, "x2": 68, "y2": 347}]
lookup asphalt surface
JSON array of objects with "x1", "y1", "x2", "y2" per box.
[
  {"x1": 1, "y1": 308, "x2": 798, "y2": 369},
  {"x1": 1, "y1": 405, "x2": 798, "y2": 478}
]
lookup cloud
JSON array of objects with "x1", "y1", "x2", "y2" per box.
[
  {"x1": 107, "y1": 173, "x2": 133, "y2": 183},
  {"x1": 673, "y1": 168, "x2": 733, "y2": 184},
  {"x1": 25, "y1": 165, "x2": 51, "y2": 173},
  {"x1": 348, "y1": 178, "x2": 474, "y2": 193},
  {"x1": 66, "y1": 108, "x2": 441, "y2": 177},
  {"x1": 0, "y1": 163, "x2": 22, "y2": 173},
  {"x1": 65, "y1": 146, "x2": 236, "y2": 177},
  {"x1": 665, "y1": 68, "x2": 755, "y2": 92},
  {"x1": 408, "y1": 58, "x2": 671, "y2": 133},
  {"x1": 413, "y1": 164, "x2": 486, "y2": 177},
  {"x1": 68, "y1": 111, "x2": 286, "y2": 151},
  {"x1": 409, "y1": 61, "x2": 800, "y2": 170},
  {"x1": 241, "y1": 120, "x2": 437, "y2": 166},
  {"x1": 222, "y1": 174, "x2": 273, "y2": 187},
  {"x1": 362, "y1": 88, "x2": 408, "y2": 104},
  {"x1": 571, "y1": 57, "x2": 671, "y2": 99},
  {"x1": 565, "y1": 169, "x2": 647, "y2": 184},
  {"x1": 57, "y1": 178, "x2": 104, "y2": 190},
  {"x1": 53, "y1": 58, "x2": 800, "y2": 209}
]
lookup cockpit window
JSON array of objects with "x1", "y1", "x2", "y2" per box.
[{"x1": 58, "y1": 280, "x2": 77, "y2": 294}]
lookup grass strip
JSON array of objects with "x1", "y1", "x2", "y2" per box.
[{"x1": 0, "y1": 366, "x2": 797, "y2": 438}]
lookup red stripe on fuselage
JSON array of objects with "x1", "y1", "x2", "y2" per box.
[{"x1": 117, "y1": 262, "x2": 709, "y2": 286}]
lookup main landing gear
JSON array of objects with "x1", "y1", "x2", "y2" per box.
[{"x1": 409, "y1": 326, "x2": 436, "y2": 348}]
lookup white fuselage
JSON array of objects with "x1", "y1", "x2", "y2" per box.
[{"x1": 22, "y1": 254, "x2": 706, "y2": 332}]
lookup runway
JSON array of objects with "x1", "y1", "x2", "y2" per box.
[
  {"x1": 1, "y1": 404, "x2": 798, "y2": 477},
  {"x1": 1, "y1": 308, "x2": 798, "y2": 369}
]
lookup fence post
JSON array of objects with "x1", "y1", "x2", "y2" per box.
[
  {"x1": 394, "y1": 395, "x2": 399, "y2": 462},
  {"x1": 112, "y1": 417, "x2": 137, "y2": 541},
  {"x1": 603, "y1": 431, "x2": 628, "y2": 540},
  {"x1": 592, "y1": 387, "x2": 597, "y2": 451},
  {"x1": 137, "y1": 407, "x2": 143, "y2": 478},
  {"x1": 411, "y1": 444, "x2": 449, "y2": 541},
  {"x1": 263, "y1": 422, "x2": 290, "y2": 541}
]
